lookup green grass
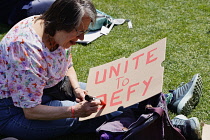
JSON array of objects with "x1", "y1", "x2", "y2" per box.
[
  {"x1": 73, "y1": 0, "x2": 210, "y2": 123},
  {"x1": 0, "y1": 0, "x2": 209, "y2": 139}
]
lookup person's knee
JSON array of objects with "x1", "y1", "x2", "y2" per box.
[{"x1": 27, "y1": 0, "x2": 55, "y2": 16}]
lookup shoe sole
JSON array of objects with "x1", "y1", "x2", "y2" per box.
[
  {"x1": 177, "y1": 74, "x2": 202, "y2": 115},
  {"x1": 189, "y1": 117, "x2": 201, "y2": 140},
  {"x1": 173, "y1": 115, "x2": 201, "y2": 140}
]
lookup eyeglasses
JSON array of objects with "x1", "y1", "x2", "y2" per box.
[{"x1": 74, "y1": 28, "x2": 90, "y2": 36}]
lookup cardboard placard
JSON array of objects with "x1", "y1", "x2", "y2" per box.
[
  {"x1": 80, "y1": 38, "x2": 166, "y2": 120},
  {"x1": 202, "y1": 124, "x2": 210, "y2": 140}
]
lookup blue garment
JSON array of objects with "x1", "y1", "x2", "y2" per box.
[
  {"x1": 0, "y1": 81, "x2": 170, "y2": 139},
  {"x1": 26, "y1": 0, "x2": 55, "y2": 17},
  {"x1": 0, "y1": 82, "x2": 120, "y2": 140},
  {"x1": 0, "y1": 0, "x2": 55, "y2": 25},
  {"x1": 9, "y1": 0, "x2": 55, "y2": 25},
  {"x1": 0, "y1": 0, "x2": 19, "y2": 24}
]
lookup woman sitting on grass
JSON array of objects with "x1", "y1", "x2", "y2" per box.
[{"x1": 0, "y1": 0, "x2": 202, "y2": 139}]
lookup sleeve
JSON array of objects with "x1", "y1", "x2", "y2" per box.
[{"x1": 8, "y1": 41, "x2": 48, "y2": 108}]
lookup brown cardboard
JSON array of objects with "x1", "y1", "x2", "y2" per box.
[
  {"x1": 202, "y1": 124, "x2": 210, "y2": 140},
  {"x1": 80, "y1": 38, "x2": 166, "y2": 120}
]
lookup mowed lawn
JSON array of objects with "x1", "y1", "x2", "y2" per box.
[{"x1": 0, "y1": 0, "x2": 209, "y2": 139}]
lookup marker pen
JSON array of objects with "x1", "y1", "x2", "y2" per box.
[{"x1": 85, "y1": 95, "x2": 106, "y2": 106}]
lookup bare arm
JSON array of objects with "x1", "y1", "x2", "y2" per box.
[
  {"x1": 23, "y1": 104, "x2": 71, "y2": 120},
  {"x1": 66, "y1": 66, "x2": 80, "y2": 89},
  {"x1": 23, "y1": 100, "x2": 100, "y2": 120},
  {"x1": 66, "y1": 66, "x2": 86, "y2": 101},
  {"x1": 22, "y1": 66, "x2": 100, "y2": 120}
]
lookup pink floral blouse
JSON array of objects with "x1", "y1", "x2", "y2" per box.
[{"x1": 0, "y1": 16, "x2": 72, "y2": 108}]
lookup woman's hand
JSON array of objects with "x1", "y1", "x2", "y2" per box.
[
  {"x1": 74, "y1": 100, "x2": 101, "y2": 118},
  {"x1": 74, "y1": 87, "x2": 86, "y2": 102},
  {"x1": 23, "y1": 99, "x2": 101, "y2": 120}
]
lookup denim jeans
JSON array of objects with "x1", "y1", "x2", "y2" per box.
[{"x1": 0, "y1": 82, "x2": 121, "y2": 140}]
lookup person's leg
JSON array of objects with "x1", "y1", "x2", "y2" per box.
[
  {"x1": 8, "y1": 1, "x2": 31, "y2": 25},
  {"x1": 171, "y1": 115, "x2": 201, "y2": 140},
  {"x1": 0, "y1": 97, "x2": 110, "y2": 140},
  {"x1": 164, "y1": 92, "x2": 174, "y2": 105},
  {"x1": 0, "y1": 81, "x2": 119, "y2": 140},
  {"x1": 26, "y1": 0, "x2": 55, "y2": 17},
  {"x1": 80, "y1": 74, "x2": 202, "y2": 115},
  {"x1": 78, "y1": 82, "x2": 87, "y2": 90},
  {"x1": 165, "y1": 74, "x2": 202, "y2": 115},
  {"x1": 0, "y1": 97, "x2": 76, "y2": 140},
  {"x1": 8, "y1": 0, "x2": 55, "y2": 25}
]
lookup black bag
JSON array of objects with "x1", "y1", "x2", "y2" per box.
[
  {"x1": 43, "y1": 76, "x2": 76, "y2": 101},
  {"x1": 96, "y1": 93, "x2": 186, "y2": 140}
]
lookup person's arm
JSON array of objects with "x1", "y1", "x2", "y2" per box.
[
  {"x1": 23, "y1": 104, "x2": 72, "y2": 120},
  {"x1": 66, "y1": 66, "x2": 80, "y2": 89},
  {"x1": 23, "y1": 100, "x2": 100, "y2": 120},
  {"x1": 66, "y1": 66, "x2": 86, "y2": 101}
]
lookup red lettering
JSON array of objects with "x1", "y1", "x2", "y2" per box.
[
  {"x1": 122, "y1": 78, "x2": 130, "y2": 86},
  {"x1": 124, "y1": 60, "x2": 129, "y2": 74},
  {"x1": 127, "y1": 82, "x2": 140, "y2": 101},
  {"x1": 146, "y1": 48, "x2": 158, "y2": 64},
  {"x1": 109, "y1": 63, "x2": 121, "y2": 78},
  {"x1": 95, "y1": 69, "x2": 107, "y2": 84},
  {"x1": 110, "y1": 89, "x2": 123, "y2": 106},
  {"x1": 142, "y1": 76, "x2": 153, "y2": 96},
  {"x1": 116, "y1": 76, "x2": 124, "y2": 89},
  {"x1": 132, "y1": 53, "x2": 144, "y2": 69},
  {"x1": 96, "y1": 94, "x2": 107, "y2": 109}
]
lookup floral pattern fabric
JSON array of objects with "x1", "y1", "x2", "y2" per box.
[{"x1": 0, "y1": 16, "x2": 72, "y2": 108}]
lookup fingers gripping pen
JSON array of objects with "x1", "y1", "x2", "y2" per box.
[{"x1": 85, "y1": 95, "x2": 106, "y2": 106}]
